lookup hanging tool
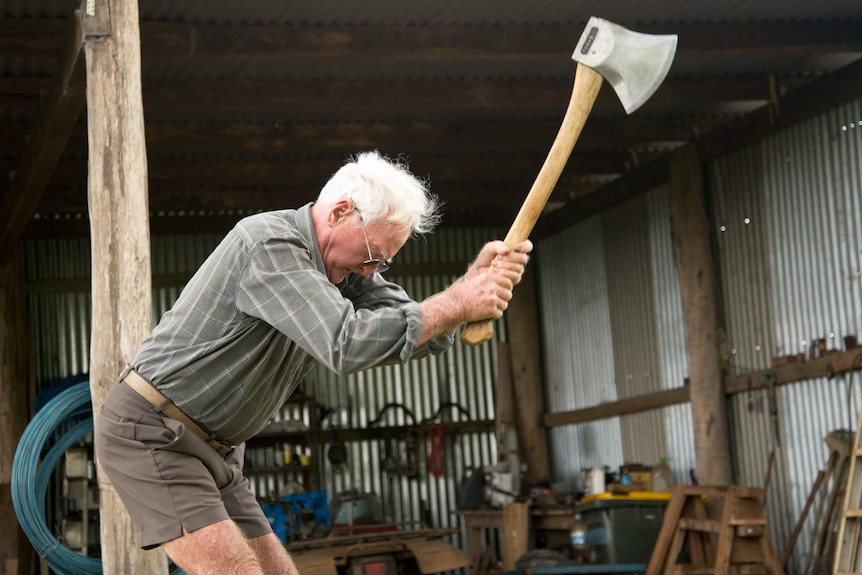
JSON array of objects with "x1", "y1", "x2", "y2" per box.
[
  {"x1": 427, "y1": 425, "x2": 445, "y2": 478},
  {"x1": 322, "y1": 402, "x2": 352, "y2": 472},
  {"x1": 370, "y1": 403, "x2": 419, "y2": 478},
  {"x1": 763, "y1": 370, "x2": 780, "y2": 448}
]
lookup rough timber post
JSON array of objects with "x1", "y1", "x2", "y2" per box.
[
  {"x1": 81, "y1": 0, "x2": 166, "y2": 572},
  {"x1": 669, "y1": 146, "x2": 733, "y2": 486}
]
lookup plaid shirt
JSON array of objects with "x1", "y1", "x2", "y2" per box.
[{"x1": 132, "y1": 204, "x2": 452, "y2": 444}]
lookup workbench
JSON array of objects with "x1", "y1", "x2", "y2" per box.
[{"x1": 455, "y1": 505, "x2": 576, "y2": 571}]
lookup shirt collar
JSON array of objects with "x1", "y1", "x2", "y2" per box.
[{"x1": 295, "y1": 203, "x2": 348, "y2": 287}]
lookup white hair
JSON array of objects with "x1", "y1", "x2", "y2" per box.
[{"x1": 317, "y1": 151, "x2": 442, "y2": 235}]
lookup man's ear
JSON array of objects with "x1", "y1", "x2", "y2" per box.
[{"x1": 329, "y1": 199, "x2": 355, "y2": 225}]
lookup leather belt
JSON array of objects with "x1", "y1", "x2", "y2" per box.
[{"x1": 122, "y1": 368, "x2": 235, "y2": 457}]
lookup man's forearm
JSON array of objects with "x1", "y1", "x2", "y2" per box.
[{"x1": 417, "y1": 280, "x2": 468, "y2": 344}]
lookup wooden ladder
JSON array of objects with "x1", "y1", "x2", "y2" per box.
[
  {"x1": 834, "y1": 408, "x2": 862, "y2": 575},
  {"x1": 646, "y1": 485, "x2": 784, "y2": 575}
]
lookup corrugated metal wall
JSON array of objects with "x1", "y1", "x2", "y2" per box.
[
  {"x1": 713, "y1": 98, "x2": 862, "y2": 571},
  {"x1": 538, "y1": 190, "x2": 695, "y2": 490},
  {"x1": 538, "y1": 217, "x2": 624, "y2": 490},
  {"x1": 537, "y1": 97, "x2": 862, "y2": 573},
  {"x1": 22, "y1": 225, "x2": 504, "y2": 546}
]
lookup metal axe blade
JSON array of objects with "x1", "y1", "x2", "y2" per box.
[{"x1": 573, "y1": 17, "x2": 678, "y2": 114}]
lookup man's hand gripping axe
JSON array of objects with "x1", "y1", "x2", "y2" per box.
[{"x1": 460, "y1": 17, "x2": 678, "y2": 346}]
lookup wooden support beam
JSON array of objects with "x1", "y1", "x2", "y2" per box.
[
  {"x1": 138, "y1": 75, "x2": 777, "y2": 115},
  {"x1": 544, "y1": 348, "x2": 862, "y2": 428},
  {"x1": 254, "y1": 419, "x2": 494, "y2": 446},
  {"x1": 5, "y1": 19, "x2": 862, "y2": 61},
  {"x1": 723, "y1": 349, "x2": 862, "y2": 394},
  {"x1": 82, "y1": 0, "x2": 165, "y2": 572},
  {"x1": 22, "y1": 206, "x2": 513, "y2": 237},
  {"x1": 0, "y1": 16, "x2": 85, "y2": 262},
  {"x1": 501, "y1": 502, "x2": 530, "y2": 571},
  {"x1": 670, "y1": 145, "x2": 732, "y2": 486},
  {"x1": 545, "y1": 387, "x2": 691, "y2": 427},
  {"x1": 0, "y1": 115, "x2": 695, "y2": 156},
  {"x1": 697, "y1": 56, "x2": 862, "y2": 163},
  {"x1": 506, "y1": 266, "x2": 551, "y2": 483},
  {"x1": 495, "y1": 343, "x2": 521, "y2": 490},
  {"x1": 5, "y1": 150, "x2": 647, "y2": 189}
]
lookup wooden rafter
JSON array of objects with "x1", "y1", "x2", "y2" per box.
[{"x1": 2, "y1": 19, "x2": 861, "y2": 59}]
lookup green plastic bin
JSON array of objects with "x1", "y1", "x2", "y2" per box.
[{"x1": 574, "y1": 496, "x2": 668, "y2": 565}]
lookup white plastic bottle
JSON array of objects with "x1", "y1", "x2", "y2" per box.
[
  {"x1": 587, "y1": 466, "x2": 605, "y2": 495},
  {"x1": 652, "y1": 458, "x2": 674, "y2": 492}
]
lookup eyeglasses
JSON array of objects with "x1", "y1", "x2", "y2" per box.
[{"x1": 356, "y1": 209, "x2": 391, "y2": 273}]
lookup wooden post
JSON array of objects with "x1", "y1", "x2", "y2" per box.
[
  {"x1": 81, "y1": 0, "x2": 166, "y2": 572},
  {"x1": 507, "y1": 265, "x2": 551, "y2": 483},
  {"x1": 501, "y1": 502, "x2": 530, "y2": 571},
  {"x1": 495, "y1": 343, "x2": 521, "y2": 494},
  {"x1": 0, "y1": 246, "x2": 33, "y2": 575},
  {"x1": 669, "y1": 146, "x2": 733, "y2": 486}
]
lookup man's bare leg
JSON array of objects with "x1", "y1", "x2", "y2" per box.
[
  {"x1": 162, "y1": 519, "x2": 263, "y2": 575},
  {"x1": 248, "y1": 532, "x2": 300, "y2": 575}
]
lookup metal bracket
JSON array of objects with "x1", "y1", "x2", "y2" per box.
[{"x1": 77, "y1": 0, "x2": 112, "y2": 39}]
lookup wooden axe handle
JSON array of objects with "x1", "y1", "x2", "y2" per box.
[{"x1": 460, "y1": 63, "x2": 604, "y2": 346}]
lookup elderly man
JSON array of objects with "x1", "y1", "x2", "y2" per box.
[{"x1": 95, "y1": 150, "x2": 532, "y2": 574}]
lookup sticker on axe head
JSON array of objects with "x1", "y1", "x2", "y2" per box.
[{"x1": 581, "y1": 26, "x2": 599, "y2": 54}]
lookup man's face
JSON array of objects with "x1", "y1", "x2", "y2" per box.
[{"x1": 324, "y1": 208, "x2": 411, "y2": 284}]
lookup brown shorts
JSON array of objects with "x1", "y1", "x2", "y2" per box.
[{"x1": 95, "y1": 379, "x2": 272, "y2": 549}]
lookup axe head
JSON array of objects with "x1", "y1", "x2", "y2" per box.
[{"x1": 573, "y1": 17, "x2": 678, "y2": 114}]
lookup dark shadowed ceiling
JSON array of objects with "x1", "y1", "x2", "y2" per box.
[{"x1": 2, "y1": 0, "x2": 862, "y2": 255}]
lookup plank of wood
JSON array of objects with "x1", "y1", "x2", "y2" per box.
[
  {"x1": 501, "y1": 502, "x2": 530, "y2": 571},
  {"x1": 546, "y1": 347, "x2": 862, "y2": 428}
]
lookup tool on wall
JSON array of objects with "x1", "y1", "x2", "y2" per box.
[
  {"x1": 460, "y1": 16, "x2": 678, "y2": 345},
  {"x1": 763, "y1": 370, "x2": 780, "y2": 448},
  {"x1": 421, "y1": 401, "x2": 472, "y2": 480},
  {"x1": 321, "y1": 404, "x2": 351, "y2": 472},
  {"x1": 427, "y1": 425, "x2": 445, "y2": 478},
  {"x1": 369, "y1": 403, "x2": 419, "y2": 478}
]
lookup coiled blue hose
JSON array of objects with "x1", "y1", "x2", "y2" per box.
[
  {"x1": 12, "y1": 382, "x2": 102, "y2": 574},
  {"x1": 13, "y1": 381, "x2": 186, "y2": 575}
]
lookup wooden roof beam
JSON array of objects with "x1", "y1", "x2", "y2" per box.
[
  {"x1": 136, "y1": 75, "x2": 790, "y2": 114},
  {"x1": 3, "y1": 19, "x2": 861, "y2": 59}
]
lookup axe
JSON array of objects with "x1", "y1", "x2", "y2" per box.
[{"x1": 460, "y1": 17, "x2": 677, "y2": 346}]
